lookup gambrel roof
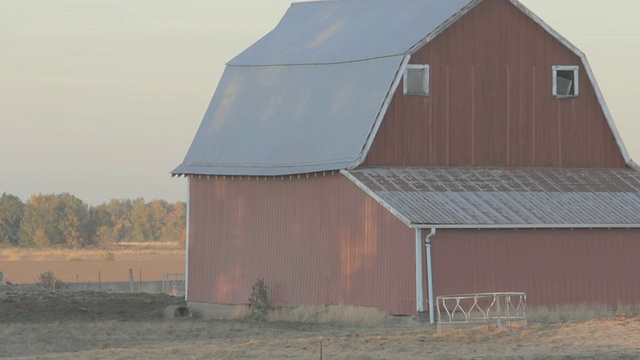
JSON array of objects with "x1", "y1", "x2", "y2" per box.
[
  {"x1": 228, "y1": 0, "x2": 473, "y2": 66},
  {"x1": 172, "y1": 0, "x2": 635, "y2": 176}
]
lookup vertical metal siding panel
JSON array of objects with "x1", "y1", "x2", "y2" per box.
[
  {"x1": 432, "y1": 61, "x2": 447, "y2": 166},
  {"x1": 187, "y1": 178, "x2": 196, "y2": 301},
  {"x1": 363, "y1": 0, "x2": 626, "y2": 168},
  {"x1": 516, "y1": 24, "x2": 530, "y2": 165},
  {"x1": 188, "y1": 175, "x2": 416, "y2": 315},
  {"x1": 191, "y1": 177, "x2": 203, "y2": 302},
  {"x1": 433, "y1": 229, "x2": 640, "y2": 308}
]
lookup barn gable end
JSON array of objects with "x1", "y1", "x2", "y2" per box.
[{"x1": 364, "y1": 0, "x2": 628, "y2": 168}]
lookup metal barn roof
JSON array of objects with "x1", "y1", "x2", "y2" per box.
[
  {"x1": 343, "y1": 168, "x2": 640, "y2": 228},
  {"x1": 173, "y1": 0, "x2": 636, "y2": 176},
  {"x1": 172, "y1": 0, "x2": 475, "y2": 176},
  {"x1": 229, "y1": 0, "x2": 474, "y2": 66},
  {"x1": 172, "y1": 56, "x2": 403, "y2": 176}
]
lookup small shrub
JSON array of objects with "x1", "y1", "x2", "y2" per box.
[
  {"x1": 35, "y1": 271, "x2": 66, "y2": 290},
  {"x1": 101, "y1": 252, "x2": 116, "y2": 261},
  {"x1": 67, "y1": 256, "x2": 83, "y2": 261},
  {"x1": 248, "y1": 279, "x2": 271, "y2": 319}
]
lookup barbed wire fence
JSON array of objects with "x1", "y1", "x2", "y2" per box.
[{"x1": 19, "y1": 269, "x2": 187, "y2": 297}]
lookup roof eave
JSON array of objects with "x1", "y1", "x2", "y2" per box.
[
  {"x1": 409, "y1": 223, "x2": 640, "y2": 230},
  {"x1": 172, "y1": 160, "x2": 353, "y2": 177}
]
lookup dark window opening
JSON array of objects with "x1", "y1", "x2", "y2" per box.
[
  {"x1": 404, "y1": 65, "x2": 429, "y2": 96},
  {"x1": 556, "y1": 70, "x2": 575, "y2": 96},
  {"x1": 553, "y1": 66, "x2": 579, "y2": 98}
]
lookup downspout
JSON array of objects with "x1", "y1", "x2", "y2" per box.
[
  {"x1": 184, "y1": 177, "x2": 190, "y2": 301},
  {"x1": 415, "y1": 228, "x2": 424, "y2": 313},
  {"x1": 425, "y1": 228, "x2": 437, "y2": 325}
]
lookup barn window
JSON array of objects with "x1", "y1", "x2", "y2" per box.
[
  {"x1": 553, "y1": 65, "x2": 579, "y2": 98},
  {"x1": 403, "y1": 64, "x2": 430, "y2": 96}
]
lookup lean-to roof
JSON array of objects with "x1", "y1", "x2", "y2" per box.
[{"x1": 343, "y1": 168, "x2": 640, "y2": 228}]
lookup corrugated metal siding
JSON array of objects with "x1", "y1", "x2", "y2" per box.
[
  {"x1": 433, "y1": 229, "x2": 640, "y2": 308},
  {"x1": 364, "y1": 0, "x2": 626, "y2": 168},
  {"x1": 346, "y1": 168, "x2": 640, "y2": 227},
  {"x1": 187, "y1": 174, "x2": 417, "y2": 315}
]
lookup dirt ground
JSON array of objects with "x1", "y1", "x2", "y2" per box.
[{"x1": 1, "y1": 288, "x2": 639, "y2": 359}]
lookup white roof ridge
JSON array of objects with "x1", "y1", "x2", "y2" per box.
[{"x1": 226, "y1": 54, "x2": 407, "y2": 67}]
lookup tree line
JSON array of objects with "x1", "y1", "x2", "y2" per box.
[{"x1": 0, "y1": 193, "x2": 186, "y2": 248}]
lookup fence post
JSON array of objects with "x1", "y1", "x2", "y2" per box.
[
  {"x1": 129, "y1": 268, "x2": 135, "y2": 293},
  {"x1": 496, "y1": 295, "x2": 502, "y2": 331}
]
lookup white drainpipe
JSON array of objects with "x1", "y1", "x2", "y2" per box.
[
  {"x1": 184, "y1": 178, "x2": 190, "y2": 301},
  {"x1": 425, "y1": 228, "x2": 437, "y2": 324},
  {"x1": 415, "y1": 228, "x2": 424, "y2": 313}
]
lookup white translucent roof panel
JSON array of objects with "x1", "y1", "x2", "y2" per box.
[
  {"x1": 173, "y1": 56, "x2": 403, "y2": 176},
  {"x1": 230, "y1": 0, "x2": 474, "y2": 65}
]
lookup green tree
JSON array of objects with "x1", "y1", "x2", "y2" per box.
[
  {"x1": 161, "y1": 201, "x2": 186, "y2": 244},
  {"x1": 110, "y1": 199, "x2": 134, "y2": 242},
  {"x1": 32, "y1": 228, "x2": 51, "y2": 248},
  {"x1": 149, "y1": 199, "x2": 170, "y2": 241},
  {"x1": 16, "y1": 193, "x2": 186, "y2": 248},
  {"x1": 19, "y1": 194, "x2": 59, "y2": 247},
  {"x1": 129, "y1": 198, "x2": 152, "y2": 242},
  {"x1": 19, "y1": 193, "x2": 90, "y2": 248},
  {"x1": 89, "y1": 199, "x2": 134, "y2": 245},
  {"x1": 86, "y1": 204, "x2": 108, "y2": 246},
  {"x1": 0, "y1": 193, "x2": 24, "y2": 246},
  {"x1": 59, "y1": 193, "x2": 90, "y2": 247},
  {"x1": 129, "y1": 198, "x2": 172, "y2": 242},
  {"x1": 94, "y1": 225, "x2": 119, "y2": 247}
]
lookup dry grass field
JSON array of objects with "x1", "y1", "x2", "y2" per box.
[
  {"x1": 1, "y1": 248, "x2": 639, "y2": 359},
  {"x1": 1, "y1": 289, "x2": 640, "y2": 359},
  {"x1": 0, "y1": 245, "x2": 185, "y2": 284}
]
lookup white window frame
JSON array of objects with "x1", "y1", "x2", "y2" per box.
[
  {"x1": 403, "y1": 64, "x2": 430, "y2": 96},
  {"x1": 552, "y1": 65, "x2": 579, "y2": 98}
]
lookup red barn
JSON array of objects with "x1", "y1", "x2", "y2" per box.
[{"x1": 173, "y1": 0, "x2": 640, "y2": 317}]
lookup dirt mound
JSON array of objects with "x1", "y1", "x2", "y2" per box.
[{"x1": 0, "y1": 286, "x2": 183, "y2": 322}]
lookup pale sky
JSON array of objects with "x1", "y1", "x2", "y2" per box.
[{"x1": 1, "y1": 1, "x2": 639, "y2": 205}]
